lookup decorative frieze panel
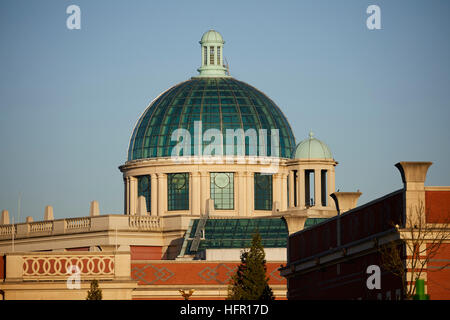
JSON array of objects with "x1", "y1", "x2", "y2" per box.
[
  {"x1": 22, "y1": 254, "x2": 115, "y2": 280},
  {"x1": 131, "y1": 262, "x2": 285, "y2": 286}
]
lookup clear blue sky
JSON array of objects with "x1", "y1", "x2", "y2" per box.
[{"x1": 1, "y1": 0, "x2": 449, "y2": 221}]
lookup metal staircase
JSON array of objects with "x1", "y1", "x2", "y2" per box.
[{"x1": 190, "y1": 209, "x2": 209, "y2": 252}]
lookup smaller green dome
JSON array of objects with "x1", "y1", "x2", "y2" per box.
[
  {"x1": 293, "y1": 131, "x2": 333, "y2": 159},
  {"x1": 200, "y1": 29, "x2": 224, "y2": 44}
]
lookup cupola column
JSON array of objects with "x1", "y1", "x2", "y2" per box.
[
  {"x1": 207, "y1": 45, "x2": 211, "y2": 66},
  {"x1": 157, "y1": 173, "x2": 167, "y2": 216},
  {"x1": 297, "y1": 170, "x2": 305, "y2": 208},
  {"x1": 314, "y1": 169, "x2": 322, "y2": 207},
  {"x1": 281, "y1": 172, "x2": 288, "y2": 211},
  {"x1": 288, "y1": 171, "x2": 295, "y2": 208},
  {"x1": 129, "y1": 176, "x2": 138, "y2": 215},
  {"x1": 327, "y1": 167, "x2": 336, "y2": 208},
  {"x1": 124, "y1": 177, "x2": 129, "y2": 215},
  {"x1": 201, "y1": 45, "x2": 205, "y2": 67},
  {"x1": 273, "y1": 173, "x2": 282, "y2": 210}
]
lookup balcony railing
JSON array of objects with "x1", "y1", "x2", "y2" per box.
[
  {"x1": 0, "y1": 214, "x2": 162, "y2": 240},
  {"x1": 4, "y1": 251, "x2": 131, "y2": 281},
  {"x1": 128, "y1": 216, "x2": 161, "y2": 230}
]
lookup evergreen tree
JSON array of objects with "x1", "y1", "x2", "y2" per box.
[
  {"x1": 227, "y1": 231, "x2": 275, "y2": 300},
  {"x1": 86, "y1": 279, "x2": 103, "y2": 300}
]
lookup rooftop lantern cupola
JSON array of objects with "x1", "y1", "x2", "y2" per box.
[{"x1": 197, "y1": 29, "x2": 230, "y2": 77}]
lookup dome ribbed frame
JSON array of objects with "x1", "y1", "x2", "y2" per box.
[{"x1": 128, "y1": 77, "x2": 296, "y2": 161}]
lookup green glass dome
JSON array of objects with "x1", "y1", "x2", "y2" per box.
[
  {"x1": 293, "y1": 131, "x2": 333, "y2": 159},
  {"x1": 128, "y1": 77, "x2": 296, "y2": 160}
]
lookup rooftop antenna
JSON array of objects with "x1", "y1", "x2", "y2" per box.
[{"x1": 224, "y1": 57, "x2": 230, "y2": 76}]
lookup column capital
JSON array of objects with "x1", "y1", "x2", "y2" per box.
[
  {"x1": 243, "y1": 171, "x2": 253, "y2": 178},
  {"x1": 395, "y1": 161, "x2": 432, "y2": 191},
  {"x1": 273, "y1": 173, "x2": 283, "y2": 178},
  {"x1": 156, "y1": 172, "x2": 166, "y2": 179},
  {"x1": 235, "y1": 171, "x2": 244, "y2": 177},
  {"x1": 200, "y1": 172, "x2": 209, "y2": 178},
  {"x1": 191, "y1": 171, "x2": 201, "y2": 177}
]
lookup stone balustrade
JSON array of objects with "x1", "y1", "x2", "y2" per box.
[{"x1": 0, "y1": 214, "x2": 162, "y2": 240}]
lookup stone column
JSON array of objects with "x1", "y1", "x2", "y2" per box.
[
  {"x1": 298, "y1": 170, "x2": 305, "y2": 208},
  {"x1": 157, "y1": 173, "x2": 166, "y2": 216},
  {"x1": 314, "y1": 169, "x2": 322, "y2": 207},
  {"x1": 288, "y1": 171, "x2": 295, "y2": 208},
  {"x1": 192, "y1": 172, "x2": 201, "y2": 215},
  {"x1": 151, "y1": 174, "x2": 158, "y2": 216},
  {"x1": 201, "y1": 45, "x2": 205, "y2": 67},
  {"x1": 281, "y1": 173, "x2": 288, "y2": 211},
  {"x1": 245, "y1": 172, "x2": 253, "y2": 214},
  {"x1": 129, "y1": 176, "x2": 137, "y2": 215},
  {"x1": 273, "y1": 173, "x2": 282, "y2": 210},
  {"x1": 236, "y1": 171, "x2": 246, "y2": 216},
  {"x1": 200, "y1": 172, "x2": 209, "y2": 215},
  {"x1": 327, "y1": 167, "x2": 335, "y2": 208},
  {"x1": 124, "y1": 177, "x2": 129, "y2": 215}
]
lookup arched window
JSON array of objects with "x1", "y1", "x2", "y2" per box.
[
  {"x1": 168, "y1": 173, "x2": 189, "y2": 210},
  {"x1": 254, "y1": 173, "x2": 273, "y2": 210},
  {"x1": 210, "y1": 172, "x2": 234, "y2": 210},
  {"x1": 204, "y1": 46, "x2": 207, "y2": 65},
  {"x1": 137, "y1": 175, "x2": 151, "y2": 213}
]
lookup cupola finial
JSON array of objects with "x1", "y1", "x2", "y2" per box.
[{"x1": 196, "y1": 30, "x2": 230, "y2": 78}]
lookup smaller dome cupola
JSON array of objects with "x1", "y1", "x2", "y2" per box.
[
  {"x1": 197, "y1": 29, "x2": 230, "y2": 77},
  {"x1": 293, "y1": 131, "x2": 333, "y2": 160}
]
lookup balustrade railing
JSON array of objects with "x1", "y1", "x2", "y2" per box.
[
  {"x1": 128, "y1": 215, "x2": 161, "y2": 230},
  {"x1": 0, "y1": 215, "x2": 162, "y2": 240},
  {"x1": 29, "y1": 221, "x2": 53, "y2": 233},
  {"x1": 0, "y1": 224, "x2": 16, "y2": 237},
  {"x1": 66, "y1": 217, "x2": 91, "y2": 230}
]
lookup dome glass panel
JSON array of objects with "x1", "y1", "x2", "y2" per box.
[{"x1": 128, "y1": 78, "x2": 296, "y2": 160}]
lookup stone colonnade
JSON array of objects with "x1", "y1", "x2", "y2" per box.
[
  {"x1": 123, "y1": 169, "x2": 288, "y2": 216},
  {"x1": 286, "y1": 161, "x2": 337, "y2": 210}
]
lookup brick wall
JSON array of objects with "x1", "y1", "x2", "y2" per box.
[
  {"x1": 288, "y1": 251, "x2": 402, "y2": 300},
  {"x1": 130, "y1": 246, "x2": 162, "y2": 260},
  {"x1": 426, "y1": 190, "x2": 450, "y2": 223}
]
